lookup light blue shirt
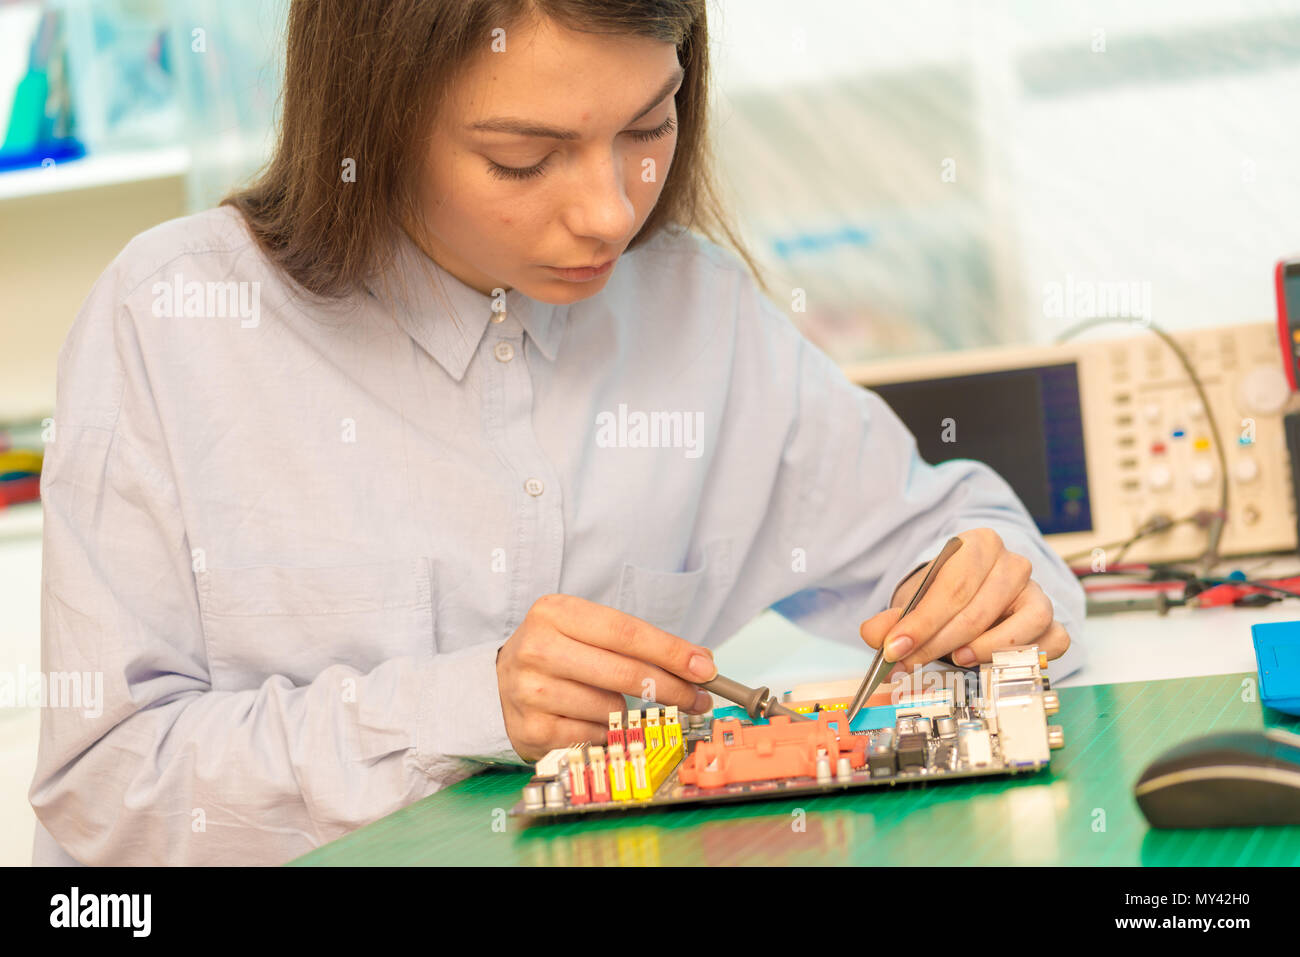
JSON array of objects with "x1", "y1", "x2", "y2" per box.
[{"x1": 31, "y1": 205, "x2": 1085, "y2": 864}]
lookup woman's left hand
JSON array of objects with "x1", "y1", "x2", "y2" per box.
[{"x1": 858, "y1": 527, "x2": 1070, "y2": 675}]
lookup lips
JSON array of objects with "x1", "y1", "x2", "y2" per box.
[{"x1": 545, "y1": 258, "x2": 615, "y2": 282}]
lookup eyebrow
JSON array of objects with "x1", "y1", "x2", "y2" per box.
[{"x1": 468, "y1": 66, "x2": 685, "y2": 139}]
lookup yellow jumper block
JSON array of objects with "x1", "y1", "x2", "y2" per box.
[{"x1": 607, "y1": 743, "x2": 632, "y2": 801}]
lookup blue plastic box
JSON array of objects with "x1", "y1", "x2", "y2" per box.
[{"x1": 1251, "y1": 620, "x2": 1300, "y2": 716}]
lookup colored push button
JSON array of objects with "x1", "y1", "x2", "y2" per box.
[
  {"x1": 1171, "y1": 428, "x2": 1186, "y2": 439},
  {"x1": 1193, "y1": 437, "x2": 1211, "y2": 451},
  {"x1": 1146, "y1": 463, "x2": 1173, "y2": 491},
  {"x1": 1150, "y1": 441, "x2": 1167, "y2": 455}
]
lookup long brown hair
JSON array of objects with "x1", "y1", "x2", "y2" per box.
[{"x1": 221, "y1": 0, "x2": 768, "y2": 303}]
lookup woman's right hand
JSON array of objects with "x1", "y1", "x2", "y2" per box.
[{"x1": 496, "y1": 593, "x2": 718, "y2": 762}]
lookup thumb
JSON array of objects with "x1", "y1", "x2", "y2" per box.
[{"x1": 859, "y1": 606, "x2": 905, "y2": 650}]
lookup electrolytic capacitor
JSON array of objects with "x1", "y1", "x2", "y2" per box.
[
  {"x1": 815, "y1": 754, "x2": 832, "y2": 784},
  {"x1": 523, "y1": 783, "x2": 545, "y2": 810}
]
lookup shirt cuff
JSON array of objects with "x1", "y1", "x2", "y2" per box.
[
  {"x1": 1042, "y1": 589, "x2": 1087, "y2": 682},
  {"x1": 415, "y1": 641, "x2": 530, "y2": 768}
]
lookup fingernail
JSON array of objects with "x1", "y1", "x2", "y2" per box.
[
  {"x1": 952, "y1": 647, "x2": 976, "y2": 666},
  {"x1": 691, "y1": 690, "x2": 713, "y2": 713},
  {"x1": 689, "y1": 653, "x2": 717, "y2": 681},
  {"x1": 884, "y1": 635, "x2": 913, "y2": 662}
]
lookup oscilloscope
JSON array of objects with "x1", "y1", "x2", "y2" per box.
[{"x1": 840, "y1": 321, "x2": 1297, "y2": 565}]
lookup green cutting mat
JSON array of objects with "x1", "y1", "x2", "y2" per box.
[{"x1": 291, "y1": 672, "x2": 1300, "y2": 866}]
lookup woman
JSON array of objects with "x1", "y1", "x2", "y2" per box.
[{"x1": 31, "y1": 0, "x2": 1083, "y2": 865}]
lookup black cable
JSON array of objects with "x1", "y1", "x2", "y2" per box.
[
  {"x1": 1054, "y1": 317, "x2": 1229, "y2": 573},
  {"x1": 1234, "y1": 593, "x2": 1282, "y2": 607},
  {"x1": 1061, "y1": 513, "x2": 1197, "y2": 566},
  {"x1": 1079, "y1": 567, "x2": 1300, "y2": 610}
]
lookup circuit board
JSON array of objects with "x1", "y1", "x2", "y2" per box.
[{"x1": 510, "y1": 646, "x2": 1065, "y2": 821}]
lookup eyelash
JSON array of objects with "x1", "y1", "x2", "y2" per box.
[{"x1": 486, "y1": 115, "x2": 677, "y2": 182}]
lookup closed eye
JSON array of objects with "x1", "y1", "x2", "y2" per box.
[
  {"x1": 628, "y1": 114, "x2": 677, "y2": 143},
  {"x1": 485, "y1": 116, "x2": 677, "y2": 182}
]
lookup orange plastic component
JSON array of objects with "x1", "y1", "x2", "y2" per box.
[{"x1": 677, "y1": 711, "x2": 866, "y2": 788}]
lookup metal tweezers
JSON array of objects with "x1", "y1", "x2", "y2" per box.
[{"x1": 844, "y1": 535, "x2": 965, "y2": 722}]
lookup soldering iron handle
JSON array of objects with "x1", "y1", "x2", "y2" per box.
[{"x1": 700, "y1": 674, "x2": 766, "y2": 719}]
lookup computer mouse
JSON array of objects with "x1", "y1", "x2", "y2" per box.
[{"x1": 1135, "y1": 728, "x2": 1300, "y2": 828}]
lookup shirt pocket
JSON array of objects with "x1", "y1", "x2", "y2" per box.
[
  {"x1": 615, "y1": 538, "x2": 731, "y2": 640},
  {"x1": 195, "y1": 557, "x2": 435, "y2": 690}
]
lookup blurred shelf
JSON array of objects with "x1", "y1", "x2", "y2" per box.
[{"x1": 0, "y1": 146, "x2": 190, "y2": 202}]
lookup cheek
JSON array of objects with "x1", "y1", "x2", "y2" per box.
[{"x1": 642, "y1": 138, "x2": 677, "y2": 189}]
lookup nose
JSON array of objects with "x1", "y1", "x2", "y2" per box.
[{"x1": 562, "y1": 149, "x2": 637, "y2": 246}]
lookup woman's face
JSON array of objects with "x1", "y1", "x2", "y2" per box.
[{"x1": 414, "y1": 17, "x2": 682, "y2": 302}]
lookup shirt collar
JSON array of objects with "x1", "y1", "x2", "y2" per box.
[{"x1": 364, "y1": 226, "x2": 568, "y2": 382}]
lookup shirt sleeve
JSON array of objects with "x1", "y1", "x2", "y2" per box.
[
  {"x1": 717, "y1": 270, "x2": 1087, "y2": 681},
  {"x1": 29, "y1": 258, "x2": 523, "y2": 867}
]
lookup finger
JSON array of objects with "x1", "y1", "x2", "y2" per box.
[
  {"x1": 957, "y1": 618, "x2": 1069, "y2": 665},
  {"x1": 895, "y1": 550, "x2": 1033, "y2": 669},
  {"x1": 1037, "y1": 621, "x2": 1071, "y2": 661},
  {"x1": 860, "y1": 607, "x2": 904, "y2": 650},
  {"x1": 515, "y1": 673, "x2": 629, "y2": 726},
  {"x1": 516, "y1": 717, "x2": 612, "y2": 762},
  {"x1": 530, "y1": 632, "x2": 712, "y2": 713},
  {"x1": 558, "y1": 718, "x2": 614, "y2": 748},
  {"x1": 949, "y1": 584, "x2": 1057, "y2": 664},
  {"x1": 535, "y1": 594, "x2": 717, "y2": 682},
  {"x1": 880, "y1": 533, "x2": 998, "y2": 662}
]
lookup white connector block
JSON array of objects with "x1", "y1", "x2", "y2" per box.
[
  {"x1": 995, "y1": 691, "x2": 1050, "y2": 765},
  {"x1": 960, "y1": 729, "x2": 993, "y2": 767},
  {"x1": 991, "y1": 648, "x2": 1040, "y2": 668},
  {"x1": 535, "y1": 747, "x2": 571, "y2": 778}
]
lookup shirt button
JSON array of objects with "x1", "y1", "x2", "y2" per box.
[
  {"x1": 494, "y1": 341, "x2": 515, "y2": 362},
  {"x1": 524, "y1": 477, "x2": 544, "y2": 496},
  {"x1": 490, "y1": 307, "x2": 507, "y2": 324}
]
